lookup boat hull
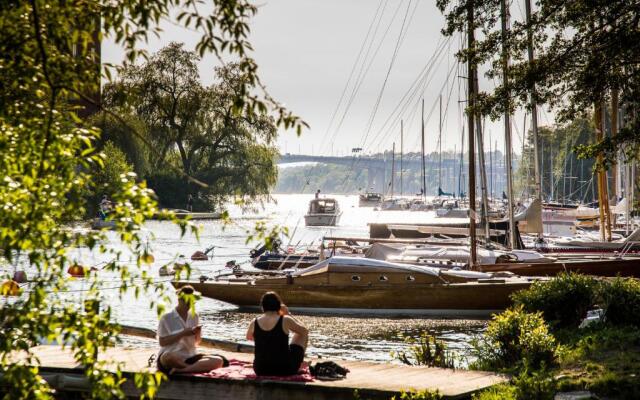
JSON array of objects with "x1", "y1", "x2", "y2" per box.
[
  {"x1": 304, "y1": 213, "x2": 341, "y2": 226},
  {"x1": 480, "y1": 258, "x2": 640, "y2": 277},
  {"x1": 172, "y1": 280, "x2": 533, "y2": 317}
]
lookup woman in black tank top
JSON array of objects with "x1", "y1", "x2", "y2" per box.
[{"x1": 246, "y1": 292, "x2": 309, "y2": 376}]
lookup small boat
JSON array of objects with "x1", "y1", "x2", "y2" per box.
[
  {"x1": 173, "y1": 257, "x2": 542, "y2": 316},
  {"x1": 304, "y1": 198, "x2": 342, "y2": 226},
  {"x1": 358, "y1": 191, "x2": 383, "y2": 207}
]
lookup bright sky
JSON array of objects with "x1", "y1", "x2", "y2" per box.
[{"x1": 103, "y1": 0, "x2": 554, "y2": 157}]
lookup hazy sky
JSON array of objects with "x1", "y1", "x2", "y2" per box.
[{"x1": 103, "y1": 0, "x2": 553, "y2": 157}]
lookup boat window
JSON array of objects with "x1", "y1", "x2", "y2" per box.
[
  {"x1": 379, "y1": 275, "x2": 388, "y2": 282},
  {"x1": 406, "y1": 275, "x2": 415, "y2": 281},
  {"x1": 351, "y1": 275, "x2": 361, "y2": 282}
]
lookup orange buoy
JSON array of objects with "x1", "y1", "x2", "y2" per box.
[
  {"x1": 67, "y1": 264, "x2": 86, "y2": 277},
  {"x1": 191, "y1": 251, "x2": 208, "y2": 261},
  {"x1": 1, "y1": 280, "x2": 22, "y2": 296},
  {"x1": 140, "y1": 253, "x2": 155, "y2": 264},
  {"x1": 13, "y1": 270, "x2": 28, "y2": 283}
]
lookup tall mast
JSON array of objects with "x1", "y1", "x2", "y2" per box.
[
  {"x1": 467, "y1": 0, "x2": 477, "y2": 267},
  {"x1": 391, "y1": 142, "x2": 396, "y2": 198},
  {"x1": 501, "y1": 0, "x2": 516, "y2": 249},
  {"x1": 439, "y1": 94, "x2": 443, "y2": 194},
  {"x1": 474, "y1": 97, "x2": 491, "y2": 241},
  {"x1": 400, "y1": 120, "x2": 404, "y2": 197},
  {"x1": 525, "y1": 0, "x2": 543, "y2": 236},
  {"x1": 421, "y1": 99, "x2": 427, "y2": 200}
]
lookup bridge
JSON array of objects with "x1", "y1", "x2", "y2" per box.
[{"x1": 276, "y1": 153, "x2": 484, "y2": 193}]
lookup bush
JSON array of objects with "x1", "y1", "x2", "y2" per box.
[
  {"x1": 511, "y1": 273, "x2": 598, "y2": 329},
  {"x1": 599, "y1": 277, "x2": 640, "y2": 327},
  {"x1": 84, "y1": 141, "x2": 134, "y2": 217},
  {"x1": 391, "y1": 389, "x2": 443, "y2": 400},
  {"x1": 472, "y1": 384, "x2": 516, "y2": 400},
  {"x1": 472, "y1": 370, "x2": 556, "y2": 400},
  {"x1": 512, "y1": 369, "x2": 556, "y2": 400},
  {"x1": 393, "y1": 333, "x2": 456, "y2": 368},
  {"x1": 471, "y1": 306, "x2": 557, "y2": 372}
]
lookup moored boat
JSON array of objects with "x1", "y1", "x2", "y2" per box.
[
  {"x1": 304, "y1": 198, "x2": 342, "y2": 226},
  {"x1": 173, "y1": 257, "x2": 543, "y2": 316},
  {"x1": 358, "y1": 191, "x2": 383, "y2": 207}
]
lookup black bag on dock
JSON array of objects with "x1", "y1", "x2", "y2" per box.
[{"x1": 309, "y1": 361, "x2": 349, "y2": 381}]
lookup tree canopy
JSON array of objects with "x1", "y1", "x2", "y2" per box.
[
  {"x1": 104, "y1": 43, "x2": 279, "y2": 210},
  {"x1": 437, "y1": 0, "x2": 640, "y2": 165},
  {"x1": 0, "y1": 0, "x2": 302, "y2": 398}
]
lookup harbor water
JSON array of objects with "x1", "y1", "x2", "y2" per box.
[{"x1": 17, "y1": 194, "x2": 487, "y2": 364}]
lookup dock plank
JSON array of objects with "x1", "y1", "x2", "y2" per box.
[{"x1": 21, "y1": 346, "x2": 506, "y2": 400}]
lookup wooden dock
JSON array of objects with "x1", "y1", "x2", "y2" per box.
[{"x1": 19, "y1": 345, "x2": 506, "y2": 400}]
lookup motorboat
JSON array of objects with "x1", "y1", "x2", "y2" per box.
[
  {"x1": 173, "y1": 256, "x2": 543, "y2": 316},
  {"x1": 304, "y1": 198, "x2": 342, "y2": 226},
  {"x1": 358, "y1": 191, "x2": 383, "y2": 207}
]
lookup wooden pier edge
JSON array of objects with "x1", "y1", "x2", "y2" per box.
[
  {"x1": 20, "y1": 366, "x2": 501, "y2": 400},
  {"x1": 6, "y1": 346, "x2": 507, "y2": 400}
]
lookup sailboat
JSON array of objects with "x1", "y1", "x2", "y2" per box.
[{"x1": 173, "y1": 256, "x2": 543, "y2": 316}]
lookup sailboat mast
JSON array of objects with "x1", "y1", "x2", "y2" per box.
[
  {"x1": 391, "y1": 142, "x2": 395, "y2": 198},
  {"x1": 439, "y1": 94, "x2": 443, "y2": 194},
  {"x1": 501, "y1": 0, "x2": 516, "y2": 249},
  {"x1": 467, "y1": 0, "x2": 478, "y2": 267},
  {"x1": 525, "y1": 0, "x2": 543, "y2": 237},
  {"x1": 474, "y1": 101, "x2": 491, "y2": 242},
  {"x1": 421, "y1": 99, "x2": 427, "y2": 200},
  {"x1": 400, "y1": 120, "x2": 404, "y2": 197}
]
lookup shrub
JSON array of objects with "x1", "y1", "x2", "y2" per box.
[
  {"x1": 471, "y1": 306, "x2": 557, "y2": 372},
  {"x1": 512, "y1": 369, "x2": 556, "y2": 400},
  {"x1": 511, "y1": 273, "x2": 598, "y2": 329},
  {"x1": 472, "y1": 384, "x2": 516, "y2": 400},
  {"x1": 84, "y1": 141, "x2": 134, "y2": 218},
  {"x1": 599, "y1": 277, "x2": 640, "y2": 327},
  {"x1": 394, "y1": 333, "x2": 456, "y2": 368},
  {"x1": 391, "y1": 389, "x2": 443, "y2": 400}
]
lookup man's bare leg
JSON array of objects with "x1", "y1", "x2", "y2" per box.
[{"x1": 170, "y1": 356, "x2": 224, "y2": 374}]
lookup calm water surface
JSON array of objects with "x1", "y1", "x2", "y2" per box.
[{"x1": 16, "y1": 194, "x2": 487, "y2": 364}]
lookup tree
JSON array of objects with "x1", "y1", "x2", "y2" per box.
[
  {"x1": 104, "y1": 44, "x2": 279, "y2": 210},
  {"x1": 0, "y1": 0, "x2": 303, "y2": 398},
  {"x1": 436, "y1": 0, "x2": 640, "y2": 166},
  {"x1": 516, "y1": 118, "x2": 597, "y2": 202}
]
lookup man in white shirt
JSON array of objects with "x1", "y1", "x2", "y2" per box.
[{"x1": 157, "y1": 285, "x2": 226, "y2": 374}]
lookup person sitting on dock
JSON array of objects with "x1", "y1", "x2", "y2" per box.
[
  {"x1": 157, "y1": 285, "x2": 227, "y2": 375},
  {"x1": 246, "y1": 291, "x2": 309, "y2": 376}
]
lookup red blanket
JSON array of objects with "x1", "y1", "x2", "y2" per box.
[{"x1": 194, "y1": 359, "x2": 314, "y2": 382}]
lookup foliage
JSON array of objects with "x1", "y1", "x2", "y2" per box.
[
  {"x1": 84, "y1": 142, "x2": 134, "y2": 217},
  {"x1": 0, "y1": 0, "x2": 302, "y2": 398},
  {"x1": 511, "y1": 369, "x2": 556, "y2": 400},
  {"x1": 393, "y1": 333, "x2": 456, "y2": 369},
  {"x1": 104, "y1": 44, "x2": 280, "y2": 210},
  {"x1": 437, "y1": 0, "x2": 640, "y2": 166},
  {"x1": 555, "y1": 326, "x2": 640, "y2": 399},
  {"x1": 472, "y1": 383, "x2": 516, "y2": 400},
  {"x1": 471, "y1": 306, "x2": 557, "y2": 372},
  {"x1": 598, "y1": 277, "x2": 640, "y2": 328},
  {"x1": 391, "y1": 389, "x2": 443, "y2": 400},
  {"x1": 515, "y1": 118, "x2": 596, "y2": 202},
  {"x1": 511, "y1": 273, "x2": 598, "y2": 329}
]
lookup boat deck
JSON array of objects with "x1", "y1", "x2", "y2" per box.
[{"x1": 24, "y1": 345, "x2": 506, "y2": 400}]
